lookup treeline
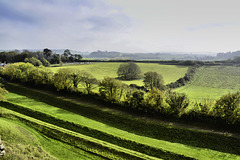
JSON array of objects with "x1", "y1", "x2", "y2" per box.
[
  {"x1": 167, "y1": 65, "x2": 198, "y2": 88},
  {"x1": 1, "y1": 63, "x2": 240, "y2": 127},
  {"x1": 0, "y1": 49, "x2": 82, "y2": 66}
]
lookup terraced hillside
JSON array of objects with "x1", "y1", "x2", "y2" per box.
[
  {"x1": 0, "y1": 118, "x2": 103, "y2": 160},
  {"x1": 49, "y1": 63, "x2": 189, "y2": 85},
  {"x1": 1, "y1": 82, "x2": 240, "y2": 159},
  {"x1": 175, "y1": 66, "x2": 240, "y2": 101}
]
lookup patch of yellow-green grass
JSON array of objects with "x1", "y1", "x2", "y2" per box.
[
  {"x1": 48, "y1": 62, "x2": 189, "y2": 86},
  {"x1": 175, "y1": 66, "x2": 240, "y2": 101},
  {"x1": 5, "y1": 92, "x2": 240, "y2": 160}
]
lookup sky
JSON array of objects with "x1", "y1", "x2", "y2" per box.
[{"x1": 0, "y1": 0, "x2": 240, "y2": 53}]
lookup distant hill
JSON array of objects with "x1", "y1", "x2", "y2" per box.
[
  {"x1": 216, "y1": 51, "x2": 240, "y2": 60},
  {"x1": 88, "y1": 50, "x2": 214, "y2": 60}
]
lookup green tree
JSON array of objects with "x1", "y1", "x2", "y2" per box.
[
  {"x1": 213, "y1": 92, "x2": 240, "y2": 124},
  {"x1": 143, "y1": 71, "x2": 165, "y2": 90},
  {"x1": 3, "y1": 63, "x2": 21, "y2": 80},
  {"x1": 117, "y1": 63, "x2": 142, "y2": 80},
  {"x1": 126, "y1": 89, "x2": 145, "y2": 110},
  {"x1": 64, "y1": 49, "x2": 72, "y2": 57},
  {"x1": 166, "y1": 91, "x2": 189, "y2": 116},
  {"x1": 99, "y1": 77, "x2": 124, "y2": 102},
  {"x1": 28, "y1": 57, "x2": 43, "y2": 66},
  {"x1": 145, "y1": 88, "x2": 165, "y2": 113},
  {"x1": 80, "y1": 72, "x2": 97, "y2": 94},
  {"x1": 43, "y1": 48, "x2": 52, "y2": 57},
  {"x1": 39, "y1": 57, "x2": 50, "y2": 67},
  {"x1": 53, "y1": 68, "x2": 72, "y2": 91},
  {"x1": 69, "y1": 70, "x2": 82, "y2": 89}
]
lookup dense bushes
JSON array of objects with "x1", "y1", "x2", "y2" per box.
[
  {"x1": 212, "y1": 92, "x2": 240, "y2": 124},
  {"x1": 1, "y1": 63, "x2": 240, "y2": 126}
]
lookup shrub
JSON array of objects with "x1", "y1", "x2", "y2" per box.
[
  {"x1": 213, "y1": 92, "x2": 240, "y2": 124},
  {"x1": 166, "y1": 91, "x2": 189, "y2": 116}
]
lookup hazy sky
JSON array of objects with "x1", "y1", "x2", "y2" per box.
[{"x1": 0, "y1": 0, "x2": 240, "y2": 53}]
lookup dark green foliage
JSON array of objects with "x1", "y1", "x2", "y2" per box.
[
  {"x1": 39, "y1": 57, "x2": 50, "y2": 67},
  {"x1": 27, "y1": 57, "x2": 43, "y2": 66},
  {"x1": 213, "y1": 92, "x2": 240, "y2": 124},
  {"x1": 166, "y1": 91, "x2": 189, "y2": 116},
  {"x1": 117, "y1": 63, "x2": 142, "y2": 80},
  {"x1": 129, "y1": 84, "x2": 148, "y2": 92},
  {"x1": 125, "y1": 90, "x2": 145, "y2": 110},
  {"x1": 167, "y1": 66, "x2": 198, "y2": 89},
  {"x1": 99, "y1": 77, "x2": 125, "y2": 102},
  {"x1": 0, "y1": 49, "x2": 82, "y2": 65},
  {"x1": 145, "y1": 88, "x2": 165, "y2": 113},
  {"x1": 143, "y1": 72, "x2": 165, "y2": 90},
  {"x1": 79, "y1": 72, "x2": 98, "y2": 94},
  {"x1": 61, "y1": 49, "x2": 82, "y2": 63}
]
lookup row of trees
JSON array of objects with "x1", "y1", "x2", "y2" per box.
[
  {"x1": 0, "y1": 49, "x2": 82, "y2": 66},
  {"x1": 1, "y1": 62, "x2": 240, "y2": 124}
]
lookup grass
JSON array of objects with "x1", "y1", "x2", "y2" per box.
[
  {"x1": 175, "y1": 66, "x2": 240, "y2": 101},
  {"x1": 48, "y1": 62, "x2": 189, "y2": 85},
  {"x1": 0, "y1": 108, "x2": 161, "y2": 160},
  {"x1": 3, "y1": 83, "x2": 240, "y2": 160},
  {"x1": 0, "y1": 117, "x2": 106, "y2": 160}
]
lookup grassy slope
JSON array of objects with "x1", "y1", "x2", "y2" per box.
[
  {"x1": 48, "y1": 63, "x2": 188, "y2": 85},
  {"x1": 175, "y1": 66, "x2": 240, "y2": 101},
  {"x1": 4, "y1": 90, "x2": 240, "y2": 160},
  {"x1": 0, "y1": 108, "x2": 161, "y2": 160},
  {"x1": 0, "y1": 117, "x2": 103, "y2": 160}
]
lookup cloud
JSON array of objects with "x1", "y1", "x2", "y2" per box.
[
  {"x1": 0, "y1": 0, "x2": 131, "y2": 50},
  {"x1": 186, "y1": 22, "x2": 239, "y2": 32}
]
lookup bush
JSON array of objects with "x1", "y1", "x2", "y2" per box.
[
  {"x1": 144, "y1": 88, "x2": 165, "y2": 113},
  {"x1": 166, "y1": 91, "x2": 189, "y2": 116},
  {"x1": 213, "y1": 92, "x2": 240, "y2": 124}
]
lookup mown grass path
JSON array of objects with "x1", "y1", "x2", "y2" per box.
[{"x1": 2, "y1": 82, "x2": 240, "y2": 160}]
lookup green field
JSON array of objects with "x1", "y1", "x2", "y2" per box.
[
  {"x1": 176, "y1": 66, "x2": 240, "y2": 101},
  {"x1": 0, "y1": 117, "x2": 103, "y2": 160},
  {"x1": 1, "y1": 82, "x2": 240, "y2": 160},
  {"x1": 49, "y1": 63, "x2": 189, "y2": 85}
]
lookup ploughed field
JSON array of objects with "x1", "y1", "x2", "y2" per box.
[
  {"x1": 176, "y1": 66, "x2": 240, "y2": 101},
  {"x1": 49, "y1": 62, "x2": 189, "y2": 85},
  {"x1": 1, "y1": 82, "x2": 240, "y2": 159}
]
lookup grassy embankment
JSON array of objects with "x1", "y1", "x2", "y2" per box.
[
  {"x1": 0, "y1": 108, "x2": 160, "y2": 160},
  {"x1": 176, "y1": 66, "x2": 240, "y2": 101},
  {"x1": 49, "y1": 63, "x2": 189, "y2": 86},
  {"x1": 0, "y1": 117, "x2": 104, "y2": 160},
  {"x1": 1, "y1": 82, "x2": 240, "y2": 160}
]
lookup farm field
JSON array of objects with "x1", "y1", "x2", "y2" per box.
[
  {"x1": 1, "y1": 82, "x2": 240, "y2": 159},
  {"x1": 48, "y1": 62, "x2": 189, "y2": 85},
  {"x1": 0, "y1": 117, "x2": 104, "y2": 160},
  {"x1": 175, "y1": 66, "x2": 240, "y2": 101}
]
